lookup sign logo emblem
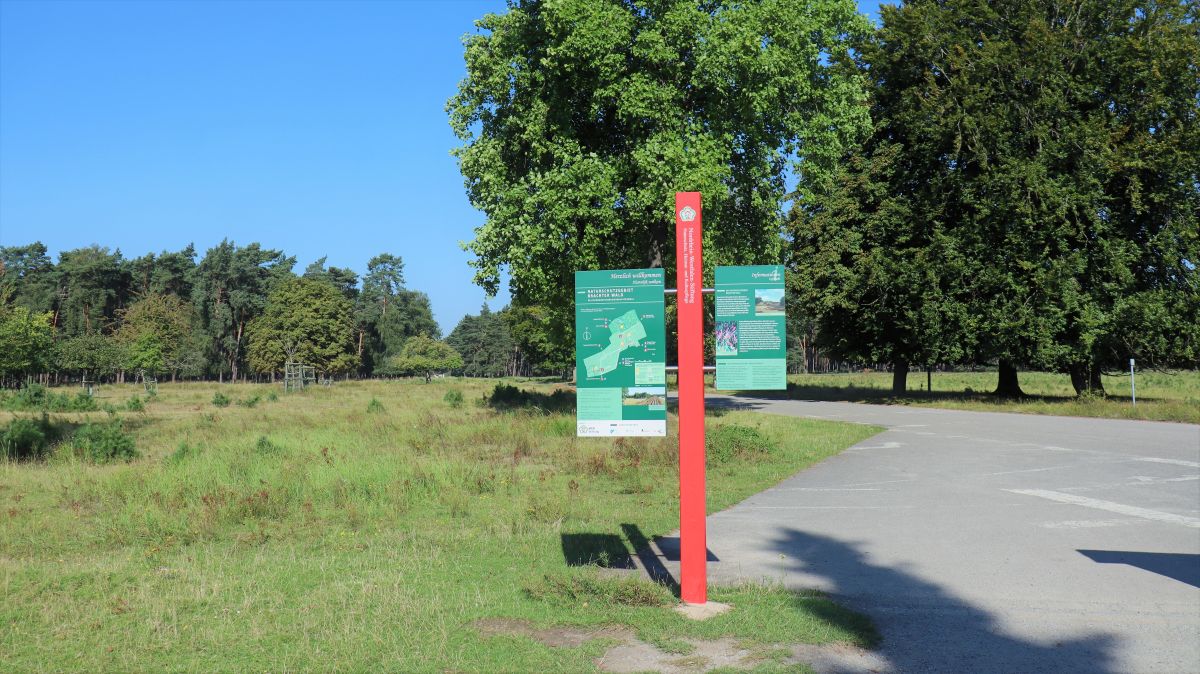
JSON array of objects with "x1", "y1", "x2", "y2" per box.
[{"x1": 678, "y1": 206, "x2": 696, "y2": 222}]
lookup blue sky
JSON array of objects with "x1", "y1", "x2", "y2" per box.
[{"x1": 0, "y1": 0, "x2": 885, "y2": 333}]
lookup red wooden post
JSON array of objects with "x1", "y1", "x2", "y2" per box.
[{"x1": 675, "y1": 192, "x2": 707, "y2": 604}]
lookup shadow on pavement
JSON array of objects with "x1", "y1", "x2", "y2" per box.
[
  {"x1": 770, "y1": 528, "x2": 1119, "y2": 673},
  {"x1": 1078, "y1": 550, "x2": 1200, "y2": 589}
]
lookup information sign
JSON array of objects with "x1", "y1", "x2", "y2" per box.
[
  {"x1": 714, "y1": 265, "x2": 787, "y2": 390},
  {"x1": 575, "y1": 269, "x2": 667, "y2": 436}
]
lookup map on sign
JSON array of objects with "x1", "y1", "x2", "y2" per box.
[{"x1": 583, "y1": 309, "x2": 647, "y2": 377}]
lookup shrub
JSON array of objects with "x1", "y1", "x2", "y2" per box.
[
  {"x1": 1, "y1": 384, "x2": 98, "y2": 412},
  {"x1": 366, "y1": 397, "x2": 386, "y2": 414},
  {"x1": 71, "y1": 420, "x2": 138, "y2": 463},
  {"x1": 211, "y1": 392, "x2": 231, "y2": 407},
  {"x1": 0, "y1": 414, "x2": 60, "y2": 461},
  {"x1": 706, "y1": 424, "x2": 776, "y2": 465},
  {"x1": 254, "y1": 435, "x2": 282, "y2": 454},
  {"x1": 266, "y1": 391, "x2": 279, "y2": 402},
  {"x1": 168, "y1": 441, "x2": 200, "y2": 463},
  {"x1": 238, "y1": 394, "x2": 261, "y2": 408},
  {"x1": 125, "y1": 395, "x2": 145, "y2": 412},
  {"x1": 443, "y1": 389, "x2": 464, "y2": 409}
]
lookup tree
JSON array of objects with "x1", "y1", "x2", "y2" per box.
[
  {"x1": 55, "y1": 246, "x2": 130, "y2": 336},
  {"x1": 795, "y1": 0, "x2": 1199, "y2": 396},
  {"x1": 448, "y1": 0, "x2": 872, "y2": 346},
  {"x1": 127, "y1": 245, "x2": 197, "y2": 299},
  {"x1": 0, "y1": 242, "x2": 57, "y2": 316},
  {"x1": 0, "y1": 303, "x2": 54, "y2": 386},
  {"x1": 354, "y1": 254, "x2": 441, "y2": 373},
  {"x1": 116, "y1": 294, "x2": 194, "y2": 378},
  {"x1": 446, "y1": 304, "x2": 514, "y2": 377},
  {"x1": 245, "y1": 277, "x2": 358, "y2": 376},
  {"x1": 193, "y1": 240, "x2": 295, "y2": 381},
  {"x1": 55, "y1": 333, "x2": 126, "y2": 383},
  {"x1": 386, "y1": 335, "x2": 463, "y2": 383},
  {"x1": 791, "y1": 143, "x2": 978, "y2": 393},
  {"x1": 502, "y1": 304, "x2": 573, "y2": 377}
]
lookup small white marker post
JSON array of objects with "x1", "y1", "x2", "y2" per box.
[{"x1": 1129, "y1": 358, "x2": 1136, "y2": 406}]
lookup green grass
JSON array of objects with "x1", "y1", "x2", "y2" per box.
[
  {"x1": 0, "y1": 380, "x2": 879, "y2": 671},
  {"x1": 777, "y1": 370, "x2": 1200, "y2": 424}
]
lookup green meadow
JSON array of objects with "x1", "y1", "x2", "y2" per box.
[
  {"x1": 1, "y1": 380, "x2": 879, "y2": 672},
  {"x1": 780, "y1": 370, "x2": 1200, "y2": 424}
]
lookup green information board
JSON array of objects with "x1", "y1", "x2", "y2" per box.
[
  {"x1": 715, "y1": 265, "x2": 786, "y2": 390},
  {"x1": 575, "y1": 269, "x2": 667, "y2": 436}
]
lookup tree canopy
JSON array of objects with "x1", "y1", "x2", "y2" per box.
[
  {"x1": 246, "y1": 277, "x2": 360, "y2": 375},
  {"x1": 449, "y1": 0, "x2": 872, "y2": 342},
  {"x1": 792, "y1": 0, "x2": 1199, "y2": 394}
]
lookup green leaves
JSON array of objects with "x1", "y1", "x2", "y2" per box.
[
  {"x1": 246, "y1": 277, "x2": 359, "y2": 375},
  {"x1": 449, "y1": 0, "x2": 872, "y2": 344}
]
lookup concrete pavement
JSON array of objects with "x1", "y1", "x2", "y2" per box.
[{"x1": 703, "y1": 396, "x2": 1200, "y2": 673}]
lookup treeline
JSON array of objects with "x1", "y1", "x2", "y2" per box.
[
  {"x1": 0, "y1": 241, "x2": 580, "y2": 386},
  {"x1": 0, "y1": 241, "x2": 447, "y2": 384}
]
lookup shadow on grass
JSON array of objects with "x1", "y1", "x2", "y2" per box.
[
  {"x1": 770, "y1": 528, "x2": 1118, "y2": 672},
  {"x1": 562, "y1": 524, "x2": 727, "y2": 599},
  {"x1": 1079, "y1": 550, "x2": 1200, "y2": 589}
]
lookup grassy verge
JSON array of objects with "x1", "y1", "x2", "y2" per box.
[
  {"x1": 1, "y1": 380, "x2": 879, "y2": 671},
  {"x1": 772, "y1": 370, "x2": 1200, "y2": 424}
]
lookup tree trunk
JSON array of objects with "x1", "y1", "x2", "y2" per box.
[
  {"x1": 994, "y1": 360, "x2": 1024, "y2": 397},
  {"x1": 927, "y1": 367, "x2": 932, "y2": 393},
  {"x1": 1068, "y1": 362, "x2": 1105, "y2": 396},
  {"x1": 891, "y1": 360, "x2": 908, "y2": 394}
]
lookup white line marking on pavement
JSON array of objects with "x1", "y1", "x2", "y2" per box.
[
  {"x1": 1005, "y1": 489, "x2": 1200, "y2": 528},
  {"x1": 1039, "y1": 519, "x2": 1136, "y2": 529},
  {"x1": 847, "y1": 441, "x2": 903, "y2": 450},
  {"x1": 1136, "y1": 457, "x2": 1200, "y2": 469}
]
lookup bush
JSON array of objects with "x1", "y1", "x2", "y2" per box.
[
  {"x1": 706, "y1": 424, "x2": 776, "y2": 465},
  {"x1": 254, "y1": 435, "x2": 282, "y2": 454},
  {"x1": 443, "y1": 389, "x2": 464, "y2": 409},
  {"x1": 2, "y1": 384, "x2": 98, "y2": 412},
  {"x1": 266, "y1": 391, "x2": 279, "y2": 402},
  {"x1": 0, "y1": 414, "x2": 60, "y2": 461},
  {"x1": 211, "y1": 392, "x2": 231, "y2": 407},
  {"x1": 125, "y1": 395, "x2": 145, "y2": 412},
  {"x1": 168, "y1": 441, "x2": 200, "y2": 463},
  {"x1": 238, "y1": 394, "x2": 261, "y2": 408},
  {"x1": 366, "y1": 397, "x2": 386, "y2": 414},
  {"x1": 71, "y1": 420, "x2": 137, "y2": 463}
]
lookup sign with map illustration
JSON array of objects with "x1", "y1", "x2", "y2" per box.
[
  {"x1": 575, "y1": 269, "x2": 666, "y2": 436},
  {"x1": 715, "y1": 265, "x2": 786, "y2": 390}
]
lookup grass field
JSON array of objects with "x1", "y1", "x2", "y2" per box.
[
  {"x1": 1, "y1": 380, "x2": 880, "y2": 672},
  {"x1": 777, "y1": 370, "x2": 1200, "y2": 424}
]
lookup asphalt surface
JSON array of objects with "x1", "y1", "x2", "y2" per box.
[{"x1": 703, "y1": 396, "x2": 1200, "y2": 674}]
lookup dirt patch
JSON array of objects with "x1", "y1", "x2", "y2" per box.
[
  {"x1": 473, "y1": 617, "x2": 634, "y2": 649},
  {"x1": 474, "y1": 617, "x2": 889, "y2": 672}
]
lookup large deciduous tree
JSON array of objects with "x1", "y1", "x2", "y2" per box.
[
  {"x1": 449, "y1": 0, "x2": 872, "y2": 344},
  {"x1": 246, "y1": 277, "x2": 358, "y2": 376},
  {"x1": 386, "y1": 335, "x2": 464, "y2": 383},
  {"x1": 116, "y1": 294, "x2": 195, "y2": 378},
  {"x1": 0, "y1": 302, "x2": 55, "y2": 386}
]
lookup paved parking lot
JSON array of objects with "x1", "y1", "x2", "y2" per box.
[{"x1": 707, "y1": 396, "x2": 1200, "y2": 673}]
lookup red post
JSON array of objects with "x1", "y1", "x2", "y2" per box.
[{"x1": 674, "y1": 192, "x2": 707, "y2": 604}]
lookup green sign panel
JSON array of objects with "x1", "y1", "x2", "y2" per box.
[
  {"x1": 575, "y1": 269, "x2": 667, "y2": 436},
  {"x1": 715, "y1": 265, "x2": 786, "y2": 390}
]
